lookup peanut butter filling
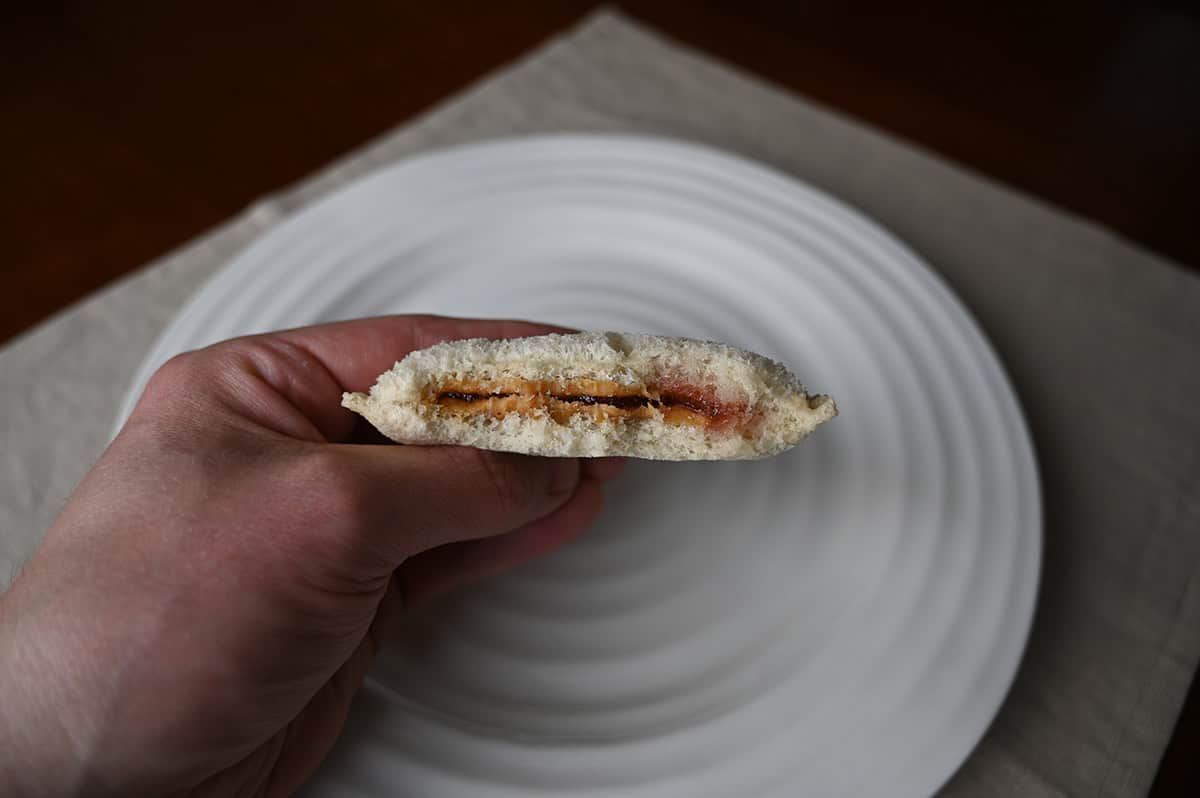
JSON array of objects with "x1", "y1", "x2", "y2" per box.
[{"x1": 429, "y1": 377, "x2": 747, "y2": 431}]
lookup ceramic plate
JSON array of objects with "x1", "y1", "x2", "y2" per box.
[{"x1": 116, "y1": 135, "x2": 1040, "y2": 797}]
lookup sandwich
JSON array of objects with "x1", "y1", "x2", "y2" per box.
[{"x1": 342, "y1": 332, "x2": 836, "y2": 460}]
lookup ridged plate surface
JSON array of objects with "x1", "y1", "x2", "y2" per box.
[{"x1": 116, "y1": 135, "x2": 1040, "y2": 797}]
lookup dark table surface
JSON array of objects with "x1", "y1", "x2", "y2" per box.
[{"x1": 3, "y1": 1, "x2": 1197, "y2": 793}]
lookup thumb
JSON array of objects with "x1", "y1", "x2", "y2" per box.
[{"x1": 327, "y1": 444, "x2": 582, "y2": 564}]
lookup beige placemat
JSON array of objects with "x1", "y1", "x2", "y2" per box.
[{"x1": 3, "y1": 11, "x2": 1198, "y2": 797}]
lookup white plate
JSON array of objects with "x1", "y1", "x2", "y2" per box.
[{"x1": 116, "y1": 135, "x2": 1040, "y2": 797}]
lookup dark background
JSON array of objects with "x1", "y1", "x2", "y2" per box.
[{"x1": 3, "y1": 1, "x2": 1197, "y2": 792}]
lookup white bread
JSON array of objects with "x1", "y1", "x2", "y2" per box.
[{"x1": 342, "y1": 332, "x2": 836, "y2": 460}]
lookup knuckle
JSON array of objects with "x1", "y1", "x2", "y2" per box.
[
  {"x1": 140, "y1": 347, "x2": 243, "y2": 411},
  {"x1": 129, "y1": 348, "x2": 253, "y2": 440},
  {"x1": 267, "y1": 448, "x2": 394, "y2": 581},
  {"x1": 141, "y1": 352, "x2": 202, "y2": 402},
  {"x1": 128, "y1": 353, "x2": 215, "y2": 442},
  {"x1": 461, "y1": 448, "x2": 538, "y2": 518},
  {"x1": 304, "y1": 450, "x2": 373, "y2": 523}
]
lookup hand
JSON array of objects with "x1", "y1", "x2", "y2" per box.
[{"x1": 0, "y1": 315, "x2": 624, "y2": 798}]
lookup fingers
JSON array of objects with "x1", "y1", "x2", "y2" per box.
[
  {"x1": 152, "y1": 315, "x2": 574, "y2": 444},
  {"x1": 275, "y1": 315, "x2": 573, "y2": 394},
  {"x1": 328, "y1": 445, "x2": 584, "y2": 564},
  {"x1": 368, "y1": 477, "x2": 608, "y2": 646},
  {"x1": 395, "y1": 477, "x2": 605, "y2": 608}
]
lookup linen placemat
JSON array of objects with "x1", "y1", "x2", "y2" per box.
[{"x1": 3, "y1": 11, "x2": 1197, "y2": 797}]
